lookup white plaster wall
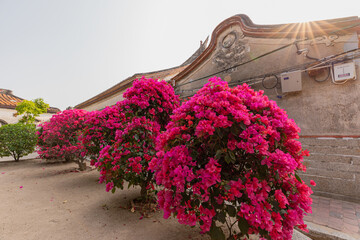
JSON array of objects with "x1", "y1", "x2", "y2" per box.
[
  {"x1": 0, "y1": 108, "x2": 56, "y2": 126},
  {"x1": 0, "y1": 109, "x2": 21, "y2": 125},
  {"x1": 36, "y1": 113, "x2": 57, "y2": 124},
  {"x1": 82, "y1": 92, "x2": 125, "y2": 111}
]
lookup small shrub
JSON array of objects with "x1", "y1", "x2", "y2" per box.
[
  {"x1": 37, "y1": 109, "x2": 88, "y2": 170},
  {"x1": 0, "y1": 123, "x2": 37, "y2": 161},
  {"x1": 15, "y1": 98, "x2": 49, "y2": 124}
]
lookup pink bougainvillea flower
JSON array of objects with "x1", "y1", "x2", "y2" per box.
[
  {"x1": 151, "y1": 77, "x2": 313, "y2": 240},
  {"x1": 92, "y1": 77, "x2": 180, "y2": 198},
  {"x1": 310, "y1": 180, "x2": 316, "y2": 186},
  {"x1": 1, "y1": 172, "x2": 5, "y2": 174},
  {"x1": 36, "y1": 109, "x2": 88, "y2": 170},
  {"x1": 19, "y1": 186, "x2": 23, "y2": 189}
]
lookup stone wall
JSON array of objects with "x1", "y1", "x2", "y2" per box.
[
  {"x1": 174, "y1": 16, "x2": 360, "y2": 136},
  {"x1": 256, "y1": 61, "x2": 360, "y2": 136},
  {"x1": 299, "y1": 137, "x2": 360, "y2": 203}
]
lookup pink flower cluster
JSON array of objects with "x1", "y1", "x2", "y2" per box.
[
  {"x1": 150, "y1": 77, "x2": 313, "y2": 239},
  {"x1": 35, "y1": 75, "x2": 314, "y2": 239},
  {"x1": 93, "y1": 77, "x2": 180, "y2": 196},
  {"x1": 37, "y1": 109, "x2": 88, "y2": 161},
  {"x1": 96, "y1": 116, "x2": 160, "y2": 192},
  {"x1": 123, "y1": 76, "x2": 180, "y2": 130},
  {"x1": 81, "y1": 103, "x2": 126, "y2": 164}
]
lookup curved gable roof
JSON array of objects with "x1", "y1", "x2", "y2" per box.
[
  {"x1": 0, "y1": 89, "x2": 60, "y2": 113},
  {"x1": 0, "y1": 89, "x2": 23, "y2": 109},
  {"x1": 172, "y1": 14, "x2": 360, "y2": 83},
  {"x1": 75, "y1": 65, "x2": 188, "y2": 109}
]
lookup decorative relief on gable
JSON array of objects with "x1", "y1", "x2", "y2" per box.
[
  {"x1": 311, "y1": 35, "x2": 339, "y2": 47},
  {"x1": 212, "y1": 31, "x2": 250, "y2": 73}
]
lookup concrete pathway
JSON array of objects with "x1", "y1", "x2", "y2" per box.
[{"x1": 303, "y1": 195, "x2": 360, "y2": 239}]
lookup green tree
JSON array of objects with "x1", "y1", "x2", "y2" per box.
[
  {"x1": 0, "y1": 123, "x2": 37, "y2": 161},
  {"x1": 15, "y1": 98, "x2": 49, "y2": 124}
]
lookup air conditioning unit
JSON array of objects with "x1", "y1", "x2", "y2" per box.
[
  {"x1": 333, "y1": 62, "x2": 356, "y2": 82},
  {"x1": 280, "y1": 71, "x2": 302, "y2": 93}
]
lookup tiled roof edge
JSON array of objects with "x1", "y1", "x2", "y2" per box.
[
  {"x1": 74, "y1": 65, "x2": 186, "y2": 109},
  {"x1": 172, "y1": 14, "x2": 360, "y2": 82}
]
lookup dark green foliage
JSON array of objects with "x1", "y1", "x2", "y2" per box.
[{"x1": 0, "y1": 123, "x2": 37, "y2": 161}]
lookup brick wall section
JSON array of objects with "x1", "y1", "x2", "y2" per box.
[{"x1": 298, "y1": 138, "x2": 360, "y2": 203}]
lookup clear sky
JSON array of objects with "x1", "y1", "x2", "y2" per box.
[{"x1": 0, "y1": 0, "x2": 359, "y2": 110}]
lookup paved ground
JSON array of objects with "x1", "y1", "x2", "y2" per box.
[
  {"x1": 303, "y1": 195, "x2": 360, "y2": 239},
  {"x1": 0, "y1": 152, "x2": 38, "y2": 162},
  {"x1": 1, "y1": 157, "x2": 359, "y2": 240}
]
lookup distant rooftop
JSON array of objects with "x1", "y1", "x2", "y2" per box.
[
  {"x1": 75, "y1": 65, "x2": 189, "y2": 109},
  {"x1": 75, "y1": 37, "x2": 210, "y2": 110},
  {"x1": 0, "y1": 89, "x2": 60, "y2": 113}
]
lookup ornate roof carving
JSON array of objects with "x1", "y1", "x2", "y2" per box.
[{"x1": 172, "y1": 14, "x2": 360, "y2": 82}]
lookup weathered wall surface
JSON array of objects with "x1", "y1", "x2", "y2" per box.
[
  {"x1": 299, "y1": 137, "x2": 360, "y2": 202},
  {"x1": 175, "y1": 25, "x2": 360, "y2": 136},
  {"x1": 256, "y1": 63, "x2": 360, "y2": 136},
  {"x1": 173, "y1": 15, "x2": 360, "y2": 202}
]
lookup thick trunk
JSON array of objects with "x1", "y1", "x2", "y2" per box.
[
  {"x1": 12, "y1": 152, "x2": 19, "y2": 162},
  {"x1": 78, "y1": 161, "x2": 86, "y2": 171},
  {"x1": 140, "y1": 183, "x2": 147, "y2": 199}
]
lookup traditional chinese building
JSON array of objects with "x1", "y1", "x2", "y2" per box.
[
  {"x1": 0, "y1": 89, "x2": 60, "y2": 126},
  {"x1": 75, "y1": 38, "x2": 208, "y2": 111},
  {"x1": 75, "y1": 14, "x2": 360, "y2": 202}
]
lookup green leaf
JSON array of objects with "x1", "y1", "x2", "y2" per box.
[
  {"x1": 15, "y1": 98, "x2": 49, "y2": 124},
  {"x1": 229, "y1": 151, "x2": 236, "y2": 160},
  {"x1": 134, "y1": 134, "x2": 139, "y2": 141},
  {"x1": 227, "y1": 205, "x2": 236, "y2": 217},
  {"x1": 225, "y1": 154, "x2": 232, "y2": 164},
  {"x1": 238, "y1": 217, "x2": 249, "y2": 236},
  {"x1": 215, "y1": 149, "x2": 223, "y2": 160},
  {"x1": 295, "y1": 173, "x2": 302, "y2": 183},
  {"x1": 209, "y1": 224, "x2": 225, "y2": 240}
]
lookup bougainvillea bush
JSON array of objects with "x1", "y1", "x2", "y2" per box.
[
  {"x1": 37, "y1": 109, "x2": 88, "y2": 170},
  {"x1": 150, "y1": 77, "x2": 313, "y2": 240},
  {"x1": 94, "y1": 77, "x2": 180, "y2": 198},
  {"x1": 81, "y1": 104, "x2": 125, "y2": 164},
  {"x1": 97, "y1": 116, "x2": 160, "y2": 197}
]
